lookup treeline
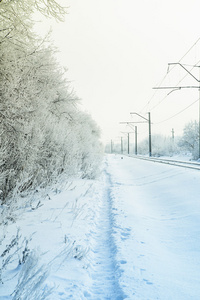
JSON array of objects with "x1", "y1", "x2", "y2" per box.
[
  {"x1": 106, "y1": 120, "x2": 199, "y2": 160},
  {"x1": 0, "y1": 1, "x2": 103, "y2": 203}
]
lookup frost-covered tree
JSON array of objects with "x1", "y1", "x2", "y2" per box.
[
  {"x1": 0, "y1": 0, "x2": 103, "y2": 203},
  {"x1": 178, "y1": 120, "x2": 199, "y2": 159},
  {"x1": 137, "y1": 134, "x2": 180, "y2": 157},
  {"x1": 75, "y1": 112, "x2": 103, "y2": 179}
]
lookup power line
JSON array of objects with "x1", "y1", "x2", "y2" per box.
[
  {"x1": 168, "y1": 59, "x2": 200, "y2": 86},
  {"x1": 139, "y1": 70, "x2": 169, "y2": 114},
  {"x1": 154, "y1": 98, "x2": 199, "y2": 124},
  {"x1": 140, "y1": 37, "x2": 200, "y2": 114},
  {"x1": 149, "y1": 58, "x2": 200, "y2": 112}
]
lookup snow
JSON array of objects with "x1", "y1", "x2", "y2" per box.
[
  {"x1": 107, "y1": 155, "x2": 200, "y2": 299},
  {"x1": 1, "y1": 154, "x2": 200, "y2": 299}
]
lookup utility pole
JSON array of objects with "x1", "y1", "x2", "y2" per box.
[
  {"x1": 121, "y1": 137, "x2": 123, "y2": 154},
  {"x1": 130, "y1": 112, "x2": 152, "y2": 157},
  {"x1": 199, "y1": 66, "x2": 200, "y2": 159},
  {"x1": 120, "y1": 132, "x2": 132, "y2": 155},
  {"x1": 153, "y1": 62, "x2": 200, "y2": 158},
  {"x1": 148, "y1": 112, "x2": 152, "y2": 156},
  {"x1": 135, "y1": 126, "x2": 137, "y2": 155},
  {"x1": 120, "y1": 121, "x2": 138, "y2": 155},
  {"x1": 127, "y1": 133, "x2": 130, "y2": 154},
  {"x1": 172, "y1": 128, "x2": 175, "y2": 141}
]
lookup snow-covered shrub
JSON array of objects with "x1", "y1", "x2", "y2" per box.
[
  {"x1": 0, "y1": 1, "x2": 103, "y2": 203},
  {"x1": 178, "y1": 120, "x2": 199, "y2": 159},
  {"x1": 0, "y1": 226, "x2": 35, "y2": 284},
  {"x1": 107, "y1": 134, "x2": 180, "y2": 157},
  {"x1": 104, "y1": 139, "x2": 131, "y2": 154},
  {"x1": 75, "y1": 112, "x2": 103, "y2": 179},
  {"x1": 137, "y1": 134, "x2": 181, "y2": 157}
]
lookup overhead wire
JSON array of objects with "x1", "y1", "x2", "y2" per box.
[
  {"x1": 139, "y1": 69, "x2": 169, "y2": 114},
  {"x1": 154, "y1": 98, "x2": 199, "y2": 124},
  {"x1": 170, "y1": 58, "x2": 200, "y2": 87},
  {"x1": 147, "y1": 62, "x2": 200, "y2": 133},
  {"x1": 139, "y1": 37, "x2": 200, "y2": 114},
  {"x1": 151, "y1": 56, "x2": 200, "y2": 125},
  {"x1": 149, "y1": 58, "x2": 200, "y2": 113},
  {"x1": 128, "y1": 38, "x2": 200, "y2": 143}
]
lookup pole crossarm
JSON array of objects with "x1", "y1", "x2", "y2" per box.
[
  {"x1": 130, "y1": 112, "x2": 152, "y2": 156},
  {"x1": 121, "y1": 131, "x2": 133, "y2": 135},
  {"x1": 153, "y1": 63, "x2": 200, "y2": 90},
  {"x1": 168, "y1": 63, "x2": 200, "y2": 82},
  {"x1": 130, "y1": 112, "x2": 149, "y2": 122},
  {"x1": 120, "y1": 121, "x2": 146, "y2": 124},
  {"x1": 119, "y1": 121, "x2": 140, "y2": 130},
  {"x1": 119, "y1": 122, "x2": 137, "y2": 123},
  {"x1": 154, "y1": 60, "x2": 200, "y2": 158},
  {"x1": 153, "y1": 86, "x2": 199, "y2": 89}
]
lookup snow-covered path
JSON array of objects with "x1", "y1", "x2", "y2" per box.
[
  {"x1": 87, "y1": 169, "x2": 125, "y2": 299},
  {"x1": 1, "y1": 154, "x2": 200, "y2": 299}
]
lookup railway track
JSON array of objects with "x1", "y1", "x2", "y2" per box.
[{"x1": 130, "y1": 155, "x2": 200, "y2": 171}]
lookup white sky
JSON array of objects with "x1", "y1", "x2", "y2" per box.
[{"x1": 35, "y1": 0, "x2": 200, "y2": 144}]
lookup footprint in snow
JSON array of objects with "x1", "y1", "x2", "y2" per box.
[
  {"x1": 120, "y1": 228, "x2": 131, "y2": 240},
  {"x1": 84, "y1": 291, "x2": 91, "y2": 297},
  {"x1": 120, "y1": 260, "x2": 127, "y2": 264},
  {"x1": 143, "y1": 279, "x2": 153, "y2": 285}
]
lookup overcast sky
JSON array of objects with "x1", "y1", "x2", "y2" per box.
[{"x1": 35, "y1": 0, "x2": 200, "y2": 144}]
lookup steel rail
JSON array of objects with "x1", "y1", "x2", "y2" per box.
[{"x1": 130, "y1": 155, "x2": 200, "y2": 171}]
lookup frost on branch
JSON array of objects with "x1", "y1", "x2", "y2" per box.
[
  {"x1": 34, "y1": 0, "x2": 67, "y2": 21},
  {"x1": 0, "y1": 1, "x2": 103, "y2": 204}
]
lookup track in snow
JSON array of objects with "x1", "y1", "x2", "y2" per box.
[{"x1": 88, "y1": 167, "x2": 126, "y2": 300}]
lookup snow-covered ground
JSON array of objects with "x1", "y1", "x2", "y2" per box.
[{"x1": 1, "y1": 154, "x2": 200, "y2": 299}]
